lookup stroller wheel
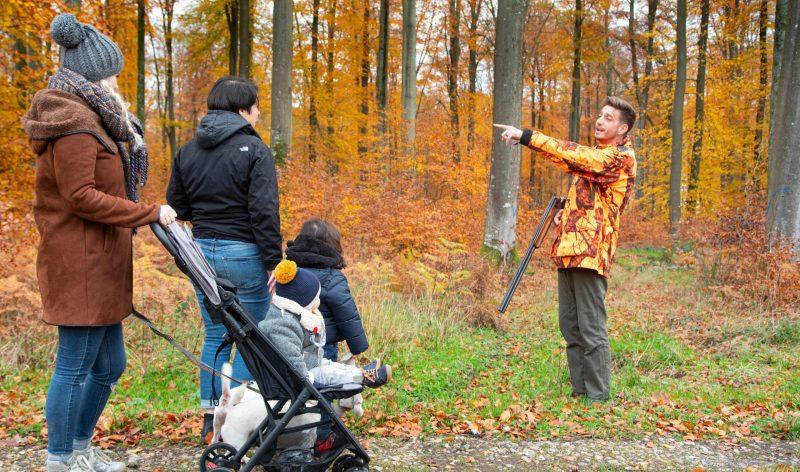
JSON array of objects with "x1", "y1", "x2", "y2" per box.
[
  {"x1": 199, "y1": 442, "x2": 239, "y2": 472},
  {"x1": 332, "y1": 454, "x2": 368, "y2": 472}
]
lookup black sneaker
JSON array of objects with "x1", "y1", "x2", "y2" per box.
[
  {"x1": 201, "y1": 412, "x2": 214, "y2": 445},
  {"x1": 362, "y1": 364, "x2": 392, "y2": 389}
]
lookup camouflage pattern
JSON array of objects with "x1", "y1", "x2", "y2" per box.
[{"x1": 524, "y1": 131, "x2": 637, "y2": 276}]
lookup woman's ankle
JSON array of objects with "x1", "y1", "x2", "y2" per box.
[{"x1": 72, "y1": 437, "x2": 90, "y2": 452}]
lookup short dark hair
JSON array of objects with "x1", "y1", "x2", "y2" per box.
[
  {"x1": 207, "y1": 76, "x2": 259, "y2": 113},
  {"x1": 299, "y1": 218, "x2": 345, "y2": 265},
  {"x1": 602, "y1": 96, "x2": 636, "y2": 136}
]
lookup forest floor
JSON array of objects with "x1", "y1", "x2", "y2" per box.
[
  {"x1": 0, "y1": 240, "x2": 798, "y2": 471},
  {"x1": 3, "y1": 436, "x2": 799, "y2": 471}
]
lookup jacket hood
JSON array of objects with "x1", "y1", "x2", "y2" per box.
[
  {"x1": 22, "y1": 89, "x2": 115, "y2": 154},
  {"x1": 196, "y1": 110, "x2": 256, "y2": 149},
  {"x1": 285, "y1": 235, "x2": 344, "y2": 269}
]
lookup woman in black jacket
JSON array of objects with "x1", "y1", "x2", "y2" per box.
[
  {"x1": 285, "y1": 219, "x2": 369, "y2": 360},
  {"x1": 166, "y1": 76, "x2": 282, "y2": 441}
]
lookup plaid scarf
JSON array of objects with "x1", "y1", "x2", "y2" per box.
[{"x1": 48, "y1": 68, "x2": 148, "y2": 202}]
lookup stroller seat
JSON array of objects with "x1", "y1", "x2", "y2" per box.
[{"x1": 151, "y1": 222, "x2": 370, "y2": 472}]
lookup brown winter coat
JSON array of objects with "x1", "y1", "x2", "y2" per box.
[{"x1": 22, "y1": 89, "x2": 160, "y2": 326}]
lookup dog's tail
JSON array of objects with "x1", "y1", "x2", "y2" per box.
[{"x1": 211, "y1": 363, "x2": 234, "y2": 443}]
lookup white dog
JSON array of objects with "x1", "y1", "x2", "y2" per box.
[{"x1": 211, "y1": 363, "x2": 320, "y2": 451}]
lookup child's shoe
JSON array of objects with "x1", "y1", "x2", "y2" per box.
[
  {"x1": 362, "y1": 364, "x2": 392, "y2": 388},
  {"x1": 362, "y1": 358, "x2": 380, "y2": 371}
]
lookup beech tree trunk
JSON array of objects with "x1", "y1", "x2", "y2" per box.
[
  {"x1": 483, "y1": 0, "x2": 529, "y2": 260},
  {"x1": 271, "y1": 0, "x2": 294, "y2": 163},
  {"x1": 668, "y1": 0, "x2": 687, "y2": 236},
  {"x1": 225, "y1": 0, "x2": 239, "y2": 76},
  {"x1": 376, "y1": 0, "x2": 389, "y2": 134},
  {"x1": 238, "y1": 0, "x2": 251, "y2": 78},
  {"x1": 402, "y1": 0, "x2": 417, "y2": 154},
  {"x1": 766, "y1": 0, "x2": 800, "y2": 256},
  {"x1": 136, "y1": 0, "x2": 146, "y2": 127},
  {"x1": 686, "y1": 0, "x2": 709, "y2": 214},
  {"x1": 447, "y1": 0, "x2": 462, "y2": 162},
  {"x1": 568, "y1": 0, "x2": 582, "y2": 142},
  {"x1": 467, "y1": 0, "x2": 481, "y2": 153}
]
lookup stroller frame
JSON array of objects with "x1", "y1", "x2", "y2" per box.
[{"x1": 150, "y1": 223, "x2": 370, "y2": 472}]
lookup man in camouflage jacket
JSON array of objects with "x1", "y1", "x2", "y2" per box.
[{"x1": 494, "y1": 96, "x2": 637, "y2": 402}]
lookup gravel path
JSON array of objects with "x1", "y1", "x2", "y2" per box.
[{"x1": 4, "y1": 436, "x2": 798, "y2": 471}]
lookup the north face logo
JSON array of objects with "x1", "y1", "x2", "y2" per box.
[{"x1": 240, "y1": 146, "x2": 249, "y2": 152}]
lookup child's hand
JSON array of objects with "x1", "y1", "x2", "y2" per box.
[{"x1": 267, "y1": 272, "x2": 276, "y2": 294}]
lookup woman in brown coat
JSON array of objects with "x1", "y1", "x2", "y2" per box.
[{"x1": 22, "y1": 14, "x2": 176, "y2": 472}]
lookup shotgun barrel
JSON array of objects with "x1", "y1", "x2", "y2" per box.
[{"x1": 497, "y1": 196, "x2": 566, "y2": 313}]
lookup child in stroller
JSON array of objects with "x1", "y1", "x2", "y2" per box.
[{"x1": 259, "y1": 259, "x2": 392, "y2": 448}]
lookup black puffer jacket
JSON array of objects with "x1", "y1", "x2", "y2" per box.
[
  {"x1": 167, "y1": 110, "x2": 282, "y2": 270},
  {"x1": 286, "y1": 235, "x2": 369, "y2": 355}
]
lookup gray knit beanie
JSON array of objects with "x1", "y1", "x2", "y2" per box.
[{"x1": 50, "y1": 13, "x2": 123, "y2": 82}]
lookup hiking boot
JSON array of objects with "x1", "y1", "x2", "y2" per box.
[
  {"x1": 45, "y1": 455, "x2": 93, "y2": 472},
  {"x1": 73, "y1": 446, "x2": 126, "y2": 472},
  {"x1": 314, "y1": 431, "x2": 348, "y2": 454},
  {"x1": 362, "y1": 364, "x2": 392, "y2": 389},
  {"x1": 201, "y1": 412, "x2": 214, "y2": 444}
]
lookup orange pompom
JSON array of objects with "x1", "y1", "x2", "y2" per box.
[{"x1": 274, "y1": 260, "x2": 298, "y2": 284}]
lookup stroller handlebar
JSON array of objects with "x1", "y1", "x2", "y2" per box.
[{"x1": 149, "y1": 222, "x2": 181, "y2": 261}]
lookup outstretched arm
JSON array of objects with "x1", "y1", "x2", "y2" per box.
[{"x1": 493, "y1": 124, "x2": 631, "y2": 184}]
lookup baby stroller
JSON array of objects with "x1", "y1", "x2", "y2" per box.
[{"x1": 150, "y1": 222, "x2": 370, "y2": 472}]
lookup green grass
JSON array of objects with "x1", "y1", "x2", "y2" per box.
[{"x1": 0, "y1": 247, "x2": 798, "y2": 443}]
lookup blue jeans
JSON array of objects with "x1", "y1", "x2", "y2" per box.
[
  {"x1": 46, "y1": 323, "x2": 126, "y2": 457},
  {"x1": 194, "y1": 239, "x2": 271, "y2": 409}
]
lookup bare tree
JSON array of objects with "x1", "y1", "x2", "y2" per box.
[
  {"x1": 309, "y1": 0, "x2": 321, "y2": 161},
  {"x1": 483, "y1": 0, "x2": 529, "y2": 259},
  {"x1": 358, "y1": 0, "x2": 371, "y2": 155},
  {"x1": 668, "y1": 0, "x2": 687, "y2": 236},
  {"x1": 225, "y1": 0, "x2": 239, "y2": 75},
  {"x1": 238, "y1": 0, "x2": 251, "y2": 78},
  {"x1": 156, "y1": 0, "x2": 177, "y2": 161},
  {"x1": 686, "y1": 0, "x2": 709, "y2": 213},
  {"x1": 748, "y1": 0, "x2": 769, "y2": 196},
  {"x1": 271, "y1": 0, "x2": 294, "y2": 163},
  {"x1": 447, "y1": 0, "x2": 462, "y2": 162},
  {"x1": 769, "y1": 0, "x2": 788, "y2": 152},
  {"x1": 402, "y1": 0, "x2": 417, "y2": 154},
  {"x1": 376, "y1": 0, "x2": 390, "y2": 134},
  {"x1": 766, "y1": 0, "x2": 800, "y2": 256},
  {"x1": 136, "y1": 0, "x2": 146, "y2": 127},
  {"x1": 568, "y1": 0, "x2": 583, "y2": 143},
  {"x1": 466, "y1": 0, "x2": 482, "y2": 153}
]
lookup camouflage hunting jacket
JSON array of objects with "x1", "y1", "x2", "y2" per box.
[{"x1": 521, "y1": 129, "x2": 637, "y2": 276}]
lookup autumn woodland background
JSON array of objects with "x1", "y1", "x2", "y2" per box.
[{"x1": 0, "y1": 0, "x2": 799, "y2": 451}]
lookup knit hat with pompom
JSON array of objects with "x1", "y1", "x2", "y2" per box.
[
  {"x1": 50, "y1": 13, "x2": 123, "y2": 82},
  {"x1": 273, "y1": 260, "x2": 321, "y2": 309}
]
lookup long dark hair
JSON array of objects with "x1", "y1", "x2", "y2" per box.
[{"x1": 299, "y1": 218, "x2": 344, "y2": 260}]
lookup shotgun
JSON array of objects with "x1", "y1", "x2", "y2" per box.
[{"x1": 497, "y1": 195, "x2": 566, "y2": 314}]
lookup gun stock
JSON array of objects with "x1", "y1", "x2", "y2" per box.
[{"x1": 497, "y1": 196, "x2": 566, "y2": 314}]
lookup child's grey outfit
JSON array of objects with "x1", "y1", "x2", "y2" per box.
[{"x1": 258, "y1": 296, "x2": 362, "y2": 389}]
